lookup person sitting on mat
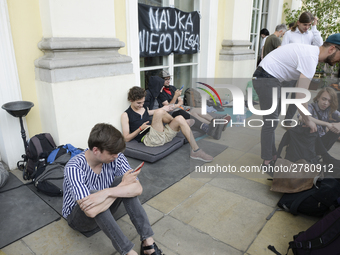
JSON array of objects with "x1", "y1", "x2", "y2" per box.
[
  {"x1": 298, "y1": 87, "x2": 340, "y2": 150},
  {"x1": 158, "y1": 70, "x2": 231, "y2": 138},
  {"x1": 121, "y1": 86, "x2": 213, "y2": 162},
  {"x1": 62, "y1": 123, "x2": 164, "y2": 255},
  {"x1": 145, "y1": 75, "x2": 229, "y2": 140}
]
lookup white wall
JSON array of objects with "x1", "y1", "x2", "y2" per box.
[
  {"x1": 39, "y1": 0, "x2": 116, "y2": 38},
  {"x1": 36, "y1": 74, "x2": 135, "y2": 149},
  {"x1": 0, "y1": 0, "x2": 27, "y2": 169}
]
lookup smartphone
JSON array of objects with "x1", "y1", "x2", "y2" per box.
[
  {"x1": 180, "y1": 85, "x2": 184, "y2": 90},
  {"x1": 132, "y1": 161, "x2": 144, "y2": 173}
]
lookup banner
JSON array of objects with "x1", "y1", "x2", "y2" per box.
[{"x1": 138, "y1": 3, "x2": 200, "y2": 57}]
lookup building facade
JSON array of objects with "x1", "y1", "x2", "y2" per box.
[{"x1": 0, "y1": 0, "x2": 296, "y2": 169}]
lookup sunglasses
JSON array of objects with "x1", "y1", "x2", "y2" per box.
[{"x1": 164, "y1": 77, "x2": 172, "y2": 81}]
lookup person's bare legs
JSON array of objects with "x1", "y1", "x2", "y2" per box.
[
  {"x1": 189, "y1": 108, "x2": 213, "y2": 124},
  {"x1": 150, "y1": 109, "x2": 173, "y2": 132},
  {"x1": 168, "y1": 115, "x2": 199, "y2": 151}
]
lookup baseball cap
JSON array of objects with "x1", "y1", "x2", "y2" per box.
[
  {"x1": 160, "y1": 70, "x2": 171, "y2": 78},
  {"x1": 325, "y1": 33, "x2": 340, "y2": 46}
]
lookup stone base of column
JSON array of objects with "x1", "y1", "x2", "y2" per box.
[
  {"x1": 35, "y1": 38, "x2": 133, "y2": 83},
  {"x1": 219, "y1": 40, "x2": 255, "y2": 61}
]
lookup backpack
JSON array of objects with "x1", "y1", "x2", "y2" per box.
[
  {"x1": 47, "y1": 144, "x2": 83, "y2": 164},
  {"x1": 24, "y1": 133, "x2": 57, "y2": 180},
  {"x1": 33, "y1": 153, "x2": 71, "y2": 196},
  {"x1": 277, "y1": 176, "x2": 340, "y2": 217},
  {"x1": 184, "y1": 88, "x2": 202, "y2": 107},
  {"x1": 269, "y1": 206, "x2": 340, "y2": 255}
]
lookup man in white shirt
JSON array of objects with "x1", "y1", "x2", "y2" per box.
[
  {"x1": 252, "y1": 34, "x2": 340, "y2": 170},
  {"x1": 281, "y1": 12, "x2": 323, "y2": 127}
]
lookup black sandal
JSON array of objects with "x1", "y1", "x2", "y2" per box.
[{"x1": 140, "y1": 242, "x2": 164, "y2": 255}]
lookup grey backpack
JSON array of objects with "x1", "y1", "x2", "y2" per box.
[{"x1": 33, "y1": 153, "x2": 71, "y2": 196}]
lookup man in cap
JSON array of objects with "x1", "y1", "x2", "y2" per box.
[
  {"x1": 252, "y1": 34, "x2": 340, "y2": 169},
  {"x1": 157, "y1": 70, "x2": 227, "y2": 140}
]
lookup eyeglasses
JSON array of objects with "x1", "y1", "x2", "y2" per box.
[
  {"x1": 335, "y1": 45, "x2": 340, "y2": 51},
  {"x1": 164, "y1": 77, "x2": 171, "y2": 81}
]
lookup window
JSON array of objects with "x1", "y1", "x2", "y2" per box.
[
  {"x1": 138, "y1": 0, "x2": 199, "y2": 91},
  {"x1": 250, "y1": 0, "x2": 269, "y2": 63}
]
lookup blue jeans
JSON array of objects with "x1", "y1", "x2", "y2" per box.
[
  {"x1": 252, "y1": 67, "x2": 281, "y2": 160},
  {"x1": 66, "y1": 176, "x2": 154, "y2": 255}
]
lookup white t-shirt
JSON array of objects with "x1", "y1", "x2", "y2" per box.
[{"x1": 259, "y1": 43, "x2": 319, "y2": 82}]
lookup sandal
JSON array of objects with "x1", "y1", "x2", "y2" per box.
[{"x1": 140, "y1": 242, "x2": 164, "y2": 255}]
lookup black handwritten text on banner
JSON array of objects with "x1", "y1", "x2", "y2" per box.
[{"x1": 138, "y1": 3, "x2": 200, "y2": 57}]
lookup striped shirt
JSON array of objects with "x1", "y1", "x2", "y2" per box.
[{"x1": 62, "y1": 150, "x2": 131, "y2": 218}]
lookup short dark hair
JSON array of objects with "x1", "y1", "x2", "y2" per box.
[
  {"x1": 322, "y1": 41, "x2": 340, "y2": 50},
  {"x1": 128, "y1": 86, "x2": 146, "y2": 102},
  {"x1": 288, "y1": 22, "x2": 295, "y2": 28},
  {"x1": 88, "y1": 123, "x2": 126, "y2": 154},
  {"x1": 260, "y1": 28, "x2": 269, "y2": 36}
]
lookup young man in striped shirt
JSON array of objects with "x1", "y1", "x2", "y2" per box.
[{"x1": 62, "y1": 123, "x2": 163, "y2": 255}]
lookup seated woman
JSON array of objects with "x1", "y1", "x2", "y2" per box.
[{"x1": 299, "y1": 87, "x2": 340, "y2": 151}]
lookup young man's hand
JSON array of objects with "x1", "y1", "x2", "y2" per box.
[
  {"x1": 329, "y1": 122, "x2": 340, "y2": 133},
  {"x1": 121, "y1": 169, "x2": 140, "y2": 186},
  {"x1": 79, "y1": 190, "x2": 111, "y2": 212},
  {"x1": 304, "y1": 118, "x2": 318, "y2": 133},
  {"x1": 174, "y1": 89, "x2": 182, "y2": 97}
]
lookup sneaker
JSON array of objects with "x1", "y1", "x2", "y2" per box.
[
  {"x1": 186, "y1": 119, "x2": 195, "y2": 127},
  {"x1": 222, "y1": 115, "x2": 232, "y2": 131},
  {"x1": 261, "y1": 160, "x2": 276, "y2": 177},
  {"x1": 140, "y1": 242, "x2": 164, "y2": 255},
  {"x1": 207, "y1": 120, "x2": 224, "y2": 140},
  {"x1": 190, "y1": 149, "x2": 213, "y2": 162}
]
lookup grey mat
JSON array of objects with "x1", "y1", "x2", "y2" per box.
[
  {"x1": 0, "y1": 173, "x2": 60, "y2": 248},
  {"x1": 27, "y1": 139, "x2": 228, "y2": 237}
]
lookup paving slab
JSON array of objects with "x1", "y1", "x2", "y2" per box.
[
  {"x1": 213, "y1": 127, "x2": 260, "y2": 152},
  {"x1": 1, "y1": 240, "x2": 34, "y2": 255},
  {"x1": 147, "y1": 175, "x2": 204, "y2": 214},
  {"x1": 169, "y1": 184, "x2": 273, "y2": 251},
  {"x1": 209, "y1": 175, "x2": 282, "y2": 208},
  {"x1": 247, "y1": 211, "x2": 317, "y2": 255},
  {"x1": 115, "y1": 235, "x2": 178, "y2": 255},
  {"x1": 3, "y1": 216, "x2": 141, "y2": 255},
  {"x1": 150, "y1": 216, "x2": 242, "y2": 255},
  {"x1": 121, "y1": 203, "x2": 164, "y2": 227}
]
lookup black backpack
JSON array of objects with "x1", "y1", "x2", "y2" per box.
[
  {"x1": 184, "y1": 88, "x2": 202, "y2": 107},
  {"x1": 23, "y1": 133, "x2": 56, "y2": 180},
  {"x1": 269, "y1": 206, "x2": 340, "y2": 255},
  {"x1": 277, "y1": 176, "x2": 340, "y2": 217}
]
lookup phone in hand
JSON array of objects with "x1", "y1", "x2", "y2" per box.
[
  {"x1": 180, "y1": 85, "x2": 184, "y2": 90},
  {"x1": 132, "y1": 162, "x2": 144, "y2": 173}
]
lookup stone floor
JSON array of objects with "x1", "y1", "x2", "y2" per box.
[{"x1": 1, "y1": 111, "x2": 340, "y2": 255}]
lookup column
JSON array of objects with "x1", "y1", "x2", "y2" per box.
[{"x1": 35, "y1": 0, "x2": 135, "y2": 149}]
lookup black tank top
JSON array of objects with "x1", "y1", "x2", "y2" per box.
[{"x1": 125, "y1": 106, "x2": 150, "y2": 142}]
